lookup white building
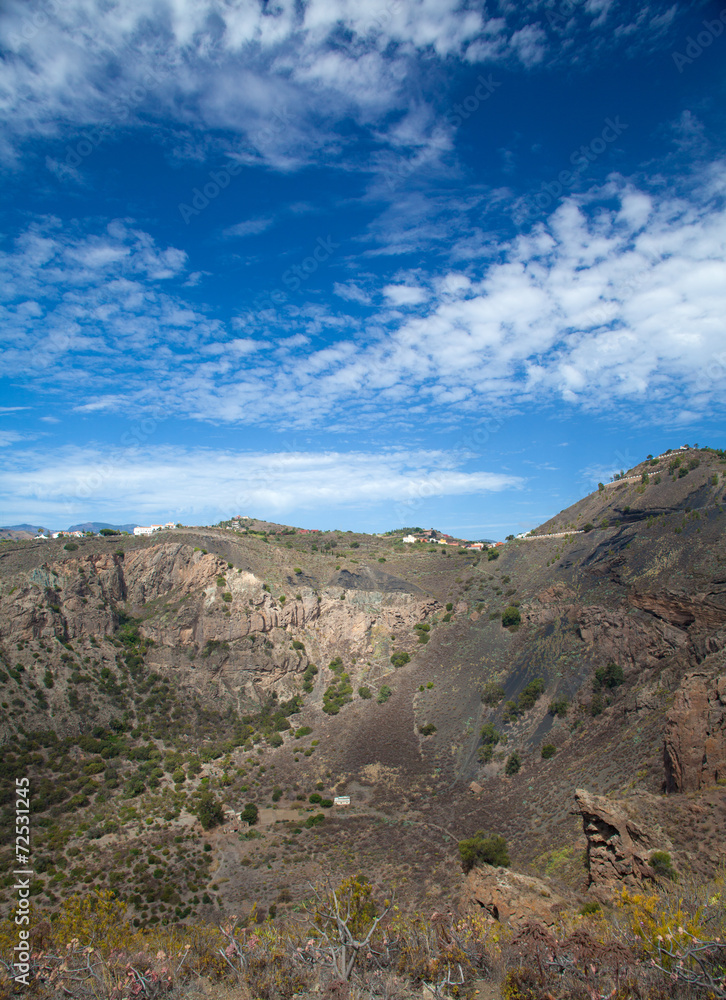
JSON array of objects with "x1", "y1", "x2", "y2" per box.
[
  {"x1": 402, "y1": 535, "x2": 417, "y2": 543},
  {"x1": 333, "y1": 795, "x2": 351, "y2": 806},
  {"x1": 133, "y1": 525, "x2": 164, "y2": 536}
]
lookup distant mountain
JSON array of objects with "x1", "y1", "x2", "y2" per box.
[
  {"x1": 0, "y1": 523, "x2": 48, "y2": 539},
  {"x1": 67, "y1": 522, "x2": 138, "y2": 533}
]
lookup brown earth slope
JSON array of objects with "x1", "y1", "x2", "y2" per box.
[{"x1": 0, "y1": 447, "x2": 724, "y2": 924}]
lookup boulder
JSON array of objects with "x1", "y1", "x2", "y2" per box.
[{"x1": 460, "y1": 864, "x2": 570, "y2": 929}]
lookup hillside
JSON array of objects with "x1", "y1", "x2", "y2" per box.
[{"x1": 0, "y1": 446, "x2": 725, "y2": 936}]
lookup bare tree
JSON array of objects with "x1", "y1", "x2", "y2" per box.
[{"x1": 300, "y1": 876, "x2": 393, "y2": 980}]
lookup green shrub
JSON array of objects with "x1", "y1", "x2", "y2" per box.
[
  {"x1": 480, "y1": 722, "x2": 500, "y2": 747},
  {"x1": 292, "y1": 640, "x2": 305, "y2": 651},
  {"x1": 593, "y1": 661, "x2": 624, "y2": 690},
  {"x1": 272, "y1": 787, "x2": 283, "y2": 802},
  {"x1": 487, "y1": 549, "x2": 499, "y2": 561},
  {"x1": 302, "y1": 663, "x2": 318, "y2": 692},
  {"x1": 649, "y1": 851, "x2": 677, "y2": 881},
  {"x1": 418, "y1": 723, "x2": 436, "y2": 736},
  {"x1": 309, "y1": 792, "x2": 322, "y2": 804},
  {"x1": 196, "y1": 791, "x2": 225, "y2": 830},
  {"x1": 377, "y1": 685, "x2": 392, "y2": 704},
  {"x1": 378, "y1": 557, "x2": 386, "y2": 563},
  {"x1": 580, "y1": 900, "x2": 601, "y2": 916},
  {"x1": 304, "y1": 813, "x2": 324, "y2": 828},
  {"x1": 240, "y1": 803, "x2": 259, "y2": 825},
  {"x1": 390, "y1": 651, "x2": 410, "y2": 668},
  {"x1": 358, "y1": 686, "x2": 372, "y2": 699},
  {"x1": 481, "y1": 682, "x2": 505, "y2": 705},
  {"x1": 222, "y1": 592, "x2": 232, "y2": 602},
  {"x1": 64, "y1": 542, "x2": 78, "y2": 551},
  {"x1": 320, "y1": 798, "x2": 333, "y2": 808},
  {"x1": 458, "y1": 832, "x2": 510, "y2": 873},
  {"x1": 445, "y1": 602, "x2": 453, "y2": 611},
  {"x1": 295, "y1": 726, "x2": 313, "y2": 739},
  {"x1": 548, "y1": 697, "x2": 569, "y2": 717},
  {"x1": 541, "y1": 743, "x2": 557, "y2": 759},
  {"x1": 583, "y1": 522, "x2": 595, "y2": 532},
  {"x1": 268, "y1": 733, "x2": 283, "y2": 747},
  {"x1": 504, "y1": 752, "x2": 521, "y2": 776},
  {"x1": 294, "y1": 568, "x2": 303, "y2": 575},
  {"x1": 517, "y1": 678, "x2": 545, "y2": 710},
  {"x1": 501, "y1": 606, "x2": 521, "y2": 628}
]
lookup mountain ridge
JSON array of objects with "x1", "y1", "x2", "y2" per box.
[{"x1": 0, "y1": 444, "x2": 724, "y2": 937}]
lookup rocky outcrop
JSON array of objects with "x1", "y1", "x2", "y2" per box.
[
  {"x1": 630, "y1": 590, "x2": 726, "y2": 631},
  {"x1": 575, "y1": 789, "x2": 668, "y2": 899},
  {"x1": 663, "y1": 671, "x2": 726, "y2": 792},
  {"x1": 528, "y1": 588, "x2": 688, "y2": 671},
  {"x1": 460, "y1": 864, "x2": 570, "y2": 929},
  {"x1": 0, "y1": 542, "x2": 441, "y2": 730}
]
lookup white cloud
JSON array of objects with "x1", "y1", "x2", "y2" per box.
[
  {"x1": 333, "y1": 281, "x2": 372, "y2": 305},
  {"x1": 383, "y1": 284, "x2": 429, "y2": 306},
  {"x1": 223, "y1": 217, "x2": 275, "y2": 238},
  {"x1": 4, "y1": 168, "x2": 726, "y2": 432},
  {"x1": 0, "y1": 0, "x2": 687, "y2": 169},
  {"x1": 0, "y1": 431, "x2": 27, "y2": 447},
  {"x1": 0, "y1": 444, "x2": 522, "y2": 524}
]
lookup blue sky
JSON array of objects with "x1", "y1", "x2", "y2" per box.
[{"x1": 1, "y1": 0, "x2": 725, "y2": 537}]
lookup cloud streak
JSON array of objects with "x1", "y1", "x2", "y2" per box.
[{"x1": 0, "y1": 444, "x2": 523, "y2": 525}]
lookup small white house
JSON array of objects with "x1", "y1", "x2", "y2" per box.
[
  {"x1": 133, "y1": 525, "x2": 163, "y2": 536},
  {"x1": 333, "y1": 795, "x2": 351, "y2": 806},
  {"x1": 402, "y1": 535, "x2": 417, "y2": 544}
]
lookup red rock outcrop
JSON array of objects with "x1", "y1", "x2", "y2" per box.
[
  {"x1": 663, "y1": 671, "x2": 726, "y2": 792},
  {"x1": 629, "y1": 590, "x2": 726, "y2": 631},
  {"x1": 575, "y1": 789, "x2": 667, "y2": 899},
  {"x1": 460, "y1": 864, "x2": 570, "y2": 929}
]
